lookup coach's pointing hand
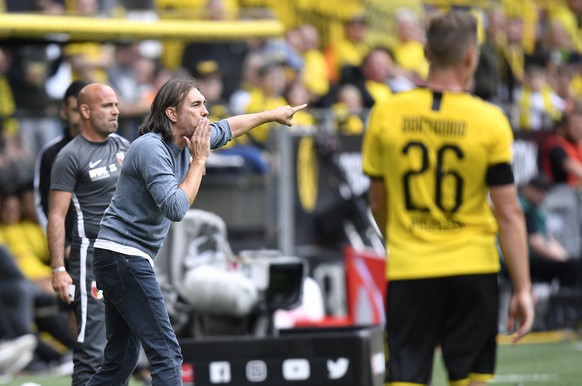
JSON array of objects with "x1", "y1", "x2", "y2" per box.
[{"x1": 270, "y1": 104, "x2": 308, "y2": 126}]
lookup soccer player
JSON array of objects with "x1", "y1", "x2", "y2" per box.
[
  {"x1": 362, "y1": 11, "x2": 534, "y2": 386},
  {"x1": 47, "y1": 83, "x2": 130, "y2": 386}
]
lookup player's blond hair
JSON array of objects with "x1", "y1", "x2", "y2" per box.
[{"x1": 425, "y1": 11, "x2": 478, "y2": 69}]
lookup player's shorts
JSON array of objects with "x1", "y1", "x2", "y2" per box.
[{"x1": 385, "y1": 273, "x2": 498, "y2": 385}]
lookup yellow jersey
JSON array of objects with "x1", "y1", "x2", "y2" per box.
[{"x1": 362, "y1": 88, "x2": 513, "y2": 280}]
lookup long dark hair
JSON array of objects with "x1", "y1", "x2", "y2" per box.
[{"x1": 138, "y1": 77, "x2": 200, "y2": 143}]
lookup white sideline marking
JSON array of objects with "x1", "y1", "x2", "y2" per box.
[{"x1": 491, "y1": 374, "x2": 557, "y2": 383}]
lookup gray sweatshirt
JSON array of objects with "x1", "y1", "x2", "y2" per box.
[{"x1": 96, "y1": 120, "x2": 232, "y2": 260}]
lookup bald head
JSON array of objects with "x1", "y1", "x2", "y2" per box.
[
  {"x1": 78, "y1": 83, "x2": 120, "y2": 141},
  {"x1": 78, "y1": 83, "x2": 116, "y2": 107}
]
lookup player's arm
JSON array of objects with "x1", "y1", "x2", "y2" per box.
[
  {"x1": 369, "y1": 178, "x2": 387, "y2": 239},
  {"x1": 47, "y1": 189, "x2": 74, "y2": 303},
  {"x1": 489, "y1": 164, "x2": 534, "y2": 342},
  {"x1": 226, "y1": 104, "x2": 307, "y2": 138}
]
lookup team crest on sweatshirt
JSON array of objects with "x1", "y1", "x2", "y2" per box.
[
  {"x1": 116, "y1": 151, "x2": 125, "y2": 166},
  {"x1": 91, "y1": 281, "x2": 104, "y2": 300}
]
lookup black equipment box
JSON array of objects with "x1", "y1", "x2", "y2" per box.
[{"x1": 179, "y1": 325, "x2": 385, "y2": 386}]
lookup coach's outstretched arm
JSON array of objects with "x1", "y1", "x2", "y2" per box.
[
  {"x1": 226, "y1": 104, "x2": 307, "y2": 138},
  {"x1": 490, "y1": 184, "x2": 535, "y2": 342}
]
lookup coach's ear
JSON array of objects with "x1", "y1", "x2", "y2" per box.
[
  {"x1": 165, "y1": 107, "x2": 177, "y2": 123},
  {"x1": 80, "y1": 103, "x2": 91, "y2": 120}
]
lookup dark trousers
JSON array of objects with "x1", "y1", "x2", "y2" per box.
[{"x1": 87, "y1": 248, "x2": 182, "y2": 386}]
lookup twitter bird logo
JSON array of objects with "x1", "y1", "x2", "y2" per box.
[{"x1": 327, "y1": 357, "x2": 349, "y2": 379}]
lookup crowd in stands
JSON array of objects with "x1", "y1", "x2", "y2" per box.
[{"x1": 4, "y1": 0, "x2": 582, "y2": 376}]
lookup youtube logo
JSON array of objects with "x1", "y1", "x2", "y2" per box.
[{"x1": 282, "y1": 358, "x2": 310, "y2": 381}]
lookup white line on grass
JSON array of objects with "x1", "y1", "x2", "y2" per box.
[{"x1": 491, "y1": 374, "x2": 557, "y2": 383}]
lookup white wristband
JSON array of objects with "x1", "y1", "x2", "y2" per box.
[{"x1": 52, "y1": 266, "x2": 66, "y2": 273}]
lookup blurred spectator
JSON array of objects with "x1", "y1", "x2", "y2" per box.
[
  {"x1": 194, "y1": 60, "x2": 230, "y2": 122},
  {"x1": 117, "y1": 56, "x2": 170, "y2": 132},
  {"x1": 243, "y1": 58, "x2": 288, "y2": 146},
  {"x1": 539, "y1": 100, "x2": 582, "y2": 187},
  {"x1": 325, "y1": 13, "x2": 371, "y2": 83},
  {"x1": 548, "y1": 0, "x2": 582, "y2": 54},
  {"x1": 280, "y1": 26, "x2": 305, "y2": 72},
  {"x1": 107, "y1": 43, "x2": 142, "y2": 108},
  {"x1": 331, "y1": 84, "x2": 365, "y2": 135},
  {"x1": 19, "y1": 185, "x2": 40, "y2": 225},
  {"x1": 340, "y1": 47, "x2": 395, "y2": 108},
  {"x1": 298, "y1": 24, "x2": 330, "y2": 104},
  {"x1": 512, "y1": 62, "x2": 565, "y2": 131},
  {"x1": 65, "y1": 38, "x2": 113, "y2": 82},
  {"x1": 0, "y1": 50, "x2": 34, "y2": 198},
  {"x1": 229, "y1": 52, "x2": 266, "y2": 115},
  {"x1": 0, "y1": 134, "x2": 34, "y2": 198},
  {"x1": 40, "y1": 0, "x2": 73, "y2": 102},
  {"x1": 181, "y1": 0, "x2": 248, "y2": 100},
  {"x1": 391, "y1": 8, "x2": 429, "y2": 83},
  {"x1": 244, "y1": 25, "x2": 303, "y2": 84},
  {"x1": 283, "y1": 81, "x2": 316, "y2": 130},
  {"x1": 500, "y1": 16, "x2": 526, "y2": 103},
  {"x1": 473, "y1": 7, "x2": 504, "y2": 102},
  {"x1": 107, "y1": 42, "x2": 148, "y2": 139},
  {"x1": 8, "y1": 43, "x2": 61, "y2": 156},
  {"x1": 141, "y1": 61, "x2": 176, "y2": 107},
  {"x1": 0, "y1": 47, "x2": 19, "y2": 140},
  {"x1": 543, "y1": 18, "x2": 575, "y2": 68},
  {"x1": 0, "y1": 193, "x2": 52, "y2": 293},
  {"x1": 133, "y1": 55, "x2": 157, "y2": 97},
  {"x1": 519, "y1": 174, "x2": 580, "y2": 286},
  {"x1": 64, "y1": 0, "x2": 115, "y2": 83}
]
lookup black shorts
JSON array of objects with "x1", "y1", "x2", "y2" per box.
[{"x1": 385, "y1": 274, "x2": 498, "y2": 385}]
